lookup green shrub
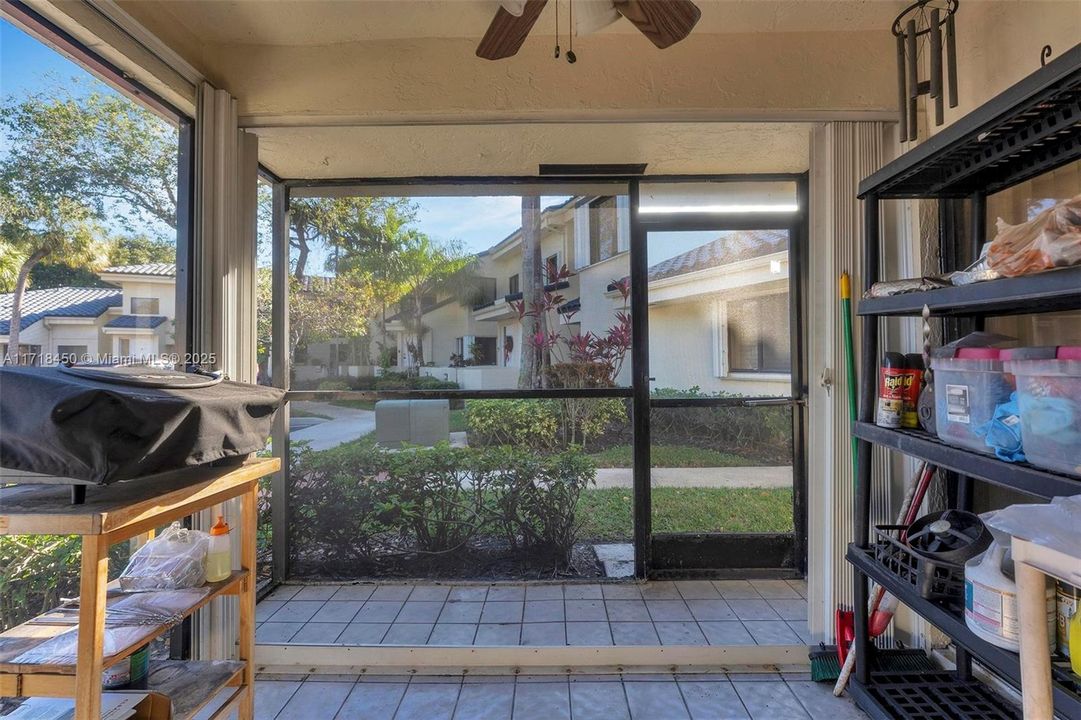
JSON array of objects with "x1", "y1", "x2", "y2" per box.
[
  {"x1": 381, "y1": 444, "x2": 485, "y2": 553},
  {"x1": 372, "y1": 372, "x2": 459, "y2": 391},
  {"x1": 553, "y1": 397, "x2": 627, "y2": 450},
  {"x1": 316, "y1": 379, "x2": 350, "y2": 391},
  {"x1": 465, "y1": 399, "x2": 560, "y2": 449},
  {"x1": 288, "y1": 442, "x2": 596, "y2": 572},
  {"x1": 466, "y1": 398, "x2": 625, "y2": 451},
  {"x1": 0, "y1": 536, "x2": 130, "y2": 631},
  {"x1": 647, "y1": 388, "x2": 792, "y2": 464},
  {"x1": 411, "y1": 375, "x2": 459, "y2": 390},
  {"x1": 495, "y1": 449, "x2": 596, "y2": 562},
  {"x1": 288, "y1": 442, "x2": 391, "y2": 571}
]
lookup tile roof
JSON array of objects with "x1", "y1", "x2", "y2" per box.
[
  {"x1": 100, "y1": 263, "x2": 176, "y2": 277},
  {"x1": 0, "y1": 287, "x2": 122, "y2": 334},
  {"x1": 104, "y1": 315, "x2": 169, "y2": 329},
  {"x1": 647, "y1": 229, "x2": 789, "y2": 282},
  {"x1": 606, "y1": 230, "x2": 789, "y2": 293}
]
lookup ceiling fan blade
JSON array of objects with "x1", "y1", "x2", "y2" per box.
[
  {"x1": 614, "y1": 0, "x2": 701, "y2": 49},
  {"x1": 476, "y1": 0, "x2": 549, "y2": 60}
]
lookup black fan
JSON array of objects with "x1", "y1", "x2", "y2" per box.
[{"x1": 906, "y1": 510, "x2": 991, "y2": 564}]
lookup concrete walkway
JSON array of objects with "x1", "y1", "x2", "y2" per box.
[
  {"x1": 595, "y1": 466, "x2": 791, "y2": 489},
  {"x1": 290, "y1": 401, "x2": 375, "y2": 451}
]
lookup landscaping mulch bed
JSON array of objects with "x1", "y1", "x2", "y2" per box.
[{"x1": 288, "y1": 537, "x2": 606, "y2": 582}]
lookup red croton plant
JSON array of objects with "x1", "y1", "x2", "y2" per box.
[{"x1": 512, "y1": 261, "x2": 632, "y2": 388}]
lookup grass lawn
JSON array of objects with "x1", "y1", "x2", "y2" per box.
[
  {"x1": 588, "y1": 444, "x2": 757, "y2": 468},
  {"x1": 577, "y1": 487, "x2": 793, "y2": 540},
  {"x1": 331, "y1": 399, "x2": 376, "y2": 411}
]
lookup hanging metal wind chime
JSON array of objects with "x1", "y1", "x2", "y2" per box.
[{"x1": 893, "y1": 0, "x2": 959, "y2": 141}]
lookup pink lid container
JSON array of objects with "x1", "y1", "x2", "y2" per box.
[
  {"x1": 1057, "y1": 346, "x2": 1081, "y2": 360},
  {"x1": 956, "y1": 347, "x2": 1000, "y2": 360}
]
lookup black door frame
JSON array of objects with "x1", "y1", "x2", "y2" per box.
[
  {"x1": 628, "y1": 174, "x2": 809, "y2": 577},
  {"x1": 273, "y1": 173, "x2": 809, "y2": 581}
]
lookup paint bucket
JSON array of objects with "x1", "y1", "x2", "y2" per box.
[
  {"x1": 1058, "y1": 583, "x2": 1080, "y2": 658},
  {"x1": 103, "y1": 644, "x2": 149, "y2": 690}
]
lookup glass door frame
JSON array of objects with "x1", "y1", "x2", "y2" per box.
[
  {"x1": 628, "y1": 174, "x2": 809, "y2": 577},
  {"x1": 265, "y1": 173, "x2": 808, "y2": 584}
]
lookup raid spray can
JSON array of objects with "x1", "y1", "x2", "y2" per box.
[
  {"x1": 876, "y1": 352, "x2": 908, "y2": 428},
  {"x1": 901, "y1": 354, "x2": 925, "y2": 429}
]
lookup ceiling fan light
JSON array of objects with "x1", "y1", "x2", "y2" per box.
[
  {"x1": 575, "y1": 0, "x2": 622, "y2": 36},
  {"x1": 500, "y1": 0, "x2": 528, "y2": 17}
]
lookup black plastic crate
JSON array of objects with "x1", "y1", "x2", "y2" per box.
[
  {"x1": 873, "y1": 525, "x2": 965, "y2": 606},
  {"x1": 859, "y1": 671, "x2": 1020, "y2": 720}
]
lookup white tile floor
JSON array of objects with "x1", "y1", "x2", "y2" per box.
[
  {"x1": 243, "y1": 672, "x2": 869, "y2": 720},
  {"x1": 256, "y1": 579, "x2": 811, "y2": 648}
]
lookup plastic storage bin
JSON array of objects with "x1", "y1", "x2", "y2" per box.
[
  {"x1": 1006, "y1": 358, "x2": 1081, "y2": 477},
  {"x1": 931, "y1": 352, "x2": 1013, "y2": 453}
]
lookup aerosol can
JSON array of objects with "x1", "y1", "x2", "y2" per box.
[{"x1": 964, "y1": 522, "x2": 1055, "y2": 652}]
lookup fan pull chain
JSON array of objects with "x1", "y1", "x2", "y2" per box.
[
  {"x1": 566, "y1": 0, "x2": 577, "y2": 63},
  {"x1": 554, "y1": 0, "x2": 560, "y2": 58}
]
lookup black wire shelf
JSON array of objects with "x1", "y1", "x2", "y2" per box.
[
  {"x1": 858, "y1": 44, "x2": 1081, "y2": 199},
  {"x1": 858, "y1": 267, "x2": 1081, "y2": 318},
  {"x1": 852, "y1": 423, "x2": 1081, "y2": 500},
  {"x1": 848, "y1": 544, "x2": 1081, "y2": 718}
]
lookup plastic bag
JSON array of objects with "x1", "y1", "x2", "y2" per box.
[
  {"x1": 987, "y1": 194, "x2": 1081, "y2": 277},
  {"x1": 984, "y1": 495, "x2": 1081, "y2": 562},
  {"x1": 119, "y1": 522, "x2": 209, "y2": 591}
]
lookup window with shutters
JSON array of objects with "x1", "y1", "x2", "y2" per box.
[{"x1": 725, "y1": 293, "x2": 791, "y2": 373}]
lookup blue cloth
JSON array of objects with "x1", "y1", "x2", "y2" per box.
[{"x1": 975, "y1": 392, "x2": 1026, "y2": 462}]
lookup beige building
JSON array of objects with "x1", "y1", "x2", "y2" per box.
[
  {"x1": 379, "y1": 196, "x2": 792, "y2": 396},
  {"x1": 0, "y1": 264, "x2": 176, "y2": 365}
]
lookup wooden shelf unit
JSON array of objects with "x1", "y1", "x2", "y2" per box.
[
  {"x1": 847, "y1": 44, "x2": 1081, "y2": 720},
  {"x1": 0, "y1": 457, "x2": 280, "y2": 720}
]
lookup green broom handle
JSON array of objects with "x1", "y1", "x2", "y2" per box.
[{"x1": 841, "y1": 272, "x2": 859, "y2": 482}]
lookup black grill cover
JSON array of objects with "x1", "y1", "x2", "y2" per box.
[{"x1": 0, "y1": 365, "x2": 284, "y2": 484}]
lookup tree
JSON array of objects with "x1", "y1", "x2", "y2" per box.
[
  {"x1": 390, "y1": 233, "x2": 478, "y2": 371},
  {"x1": 334, "y1": 199, "x2": 419, "y2": 363},
  {"x1": 287, "y1": 197, "x2": 397, "y2": 281},
  {"x1": 29, "y1": 235, "x2": 175, "y2": 290},
  {"x1": 255, "y1": 268, "x2": 376, "y2": 378},
  {"x1": 0, "y1": 88, "x2": 179, "y2": 233},
  {"x1": 0, "y1": 171, "x2": 107, "y2": 364},
  {"x1": 518, "y1": 196, "x2": 545, "y2": 389},
  {"x1": 0, "y1": 87, "x2": 176, "y2": 363},
  {"x1": 107, "y1": 235, "x2": 176, "y2": 265}
]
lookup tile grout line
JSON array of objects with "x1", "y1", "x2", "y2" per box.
[
  {"x1": 446, "y1": 675, "x2": 465, "y2": 720},
  {"x1": 676, "y1": 585, "x2": 713, "y2": 647},
  {"x1": 670, "y1": 671, "x2": 698, "y2": 719},
  {"x1": 386, "y1": 674, "x2": 412, "y2": 720},
  {"x1": 269, "y1": 677, "x2": 306, "y2": 720}
]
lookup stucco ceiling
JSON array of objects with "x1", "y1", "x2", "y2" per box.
[
  {"x1": 116, "y1": 0, "x2": 907, "y2": 46},
  {"x1": 252, "y1": 121, "x2": 812, "y2": 179}
]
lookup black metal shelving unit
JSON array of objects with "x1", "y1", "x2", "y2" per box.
[{"x1": 848, "y1": 43, "x2": 1081, "y2": 720}]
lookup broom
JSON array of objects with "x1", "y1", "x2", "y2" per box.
[
  {"x1": 832, "y1": 462, "x2": 937, "y2": 695},
  {"x1": 809, "y1": 272, "x2": 861, "y2": 682}
]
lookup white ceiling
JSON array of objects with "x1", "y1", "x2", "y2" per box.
[
  {"x1": 252, "y1": 121, "x2": 812, "y2": 179},
  {"x1": 117, "y1": 0, "x2": 906, "y2": 46}
]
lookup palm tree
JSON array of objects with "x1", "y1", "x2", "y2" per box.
[
  {"x1": 391, "y1": 232, "x2": 480, "y2": 372},
  {"x1": 518, "y1": 196, "x2": 546, "y2": 389}
]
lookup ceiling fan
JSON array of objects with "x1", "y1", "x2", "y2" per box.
[{"x1": 476, "y1": 0, "x2": 702, "y2": 60}]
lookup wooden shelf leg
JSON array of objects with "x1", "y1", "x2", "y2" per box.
[
  {"x1": 238, "y1": 483, "x2": 257, "y2": 720},
  {"x1": 74, "y1": 535, "x2": 108, "y2": 720},
  {"x1": 1016, "y1": 561, "x2": 1053, "y2": 720}
]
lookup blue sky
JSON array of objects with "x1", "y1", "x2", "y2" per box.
[{"x1": 5, "y1": 18, "x2": 718, "y2": 268}]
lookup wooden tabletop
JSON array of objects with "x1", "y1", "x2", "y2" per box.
[{"x1": 0, "y1": 457, "x2": 279, "y2": 536}]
